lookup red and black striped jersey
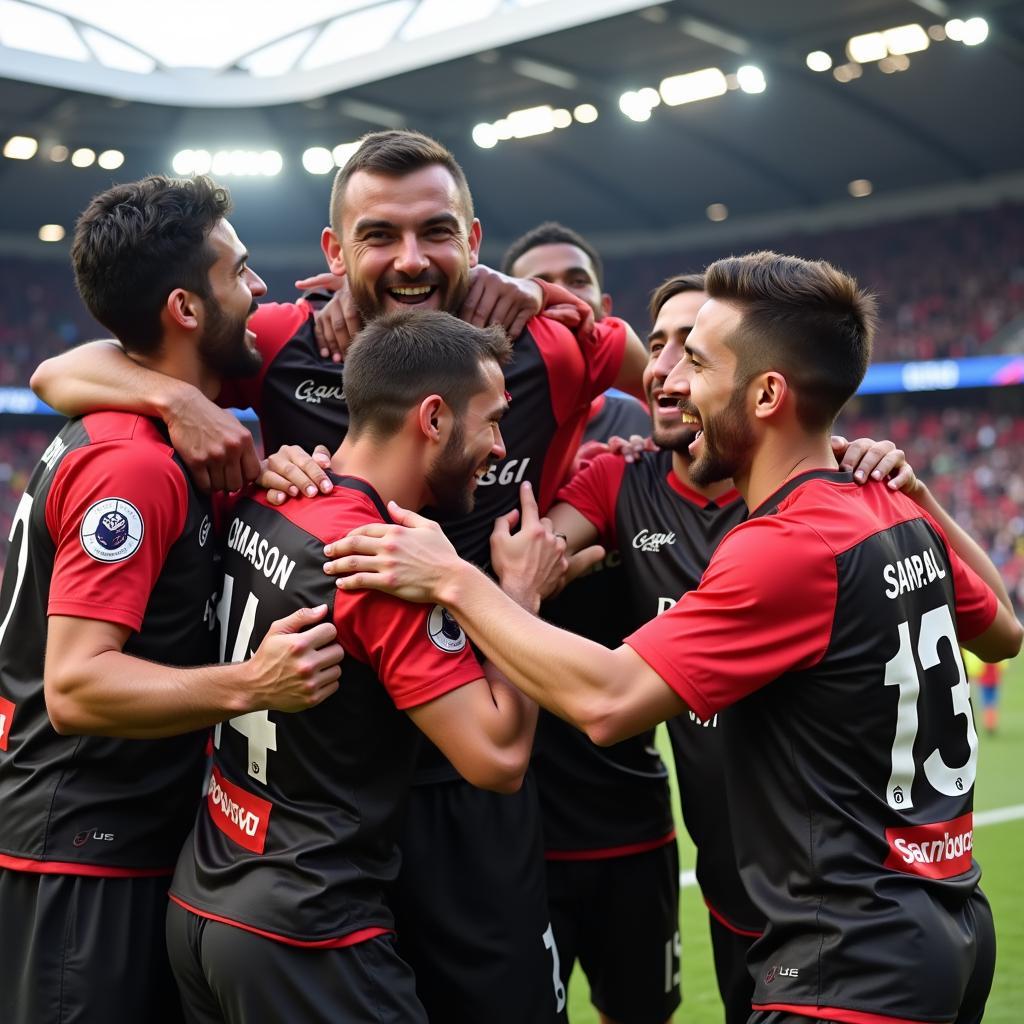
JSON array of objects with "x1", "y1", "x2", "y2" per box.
[
  {"x1": 627, "y1": 470, "x2": 998, "y2": 1024},
  {"x1": 170, "y1": 476, "x2": 485, "y2": 946},
  {"x1": 0, "y1": 413, "x2": 218, "y2": 875}
]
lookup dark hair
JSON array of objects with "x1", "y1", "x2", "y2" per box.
[
  {"x1": 71, "y1": 175, "x2": 231, "y2": 355},
  {"x1": 501, "y1": 221, "x2": 603, "y2": 286},
  {"x1": 330, "y1": 130, "x2": 474, "y2": 233},
  {"x1": 705, "y1": 250, "x2": 877, "y2": 430},
  {"x1": 343, "y1": 309, "x2": 512, "y2": 440},
  {"x1": 648, "y1": 272, "x2": 706, "y2": 322}
]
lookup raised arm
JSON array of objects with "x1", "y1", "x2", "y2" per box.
[{"x1": 31, "y1": 340, "x2": 261, "y2": 492}]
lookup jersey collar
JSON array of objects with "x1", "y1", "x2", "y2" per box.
[
  {"x1": 665, "y1": 470, "x2": 741, "y2": 510},
  {"x1": 329, "y1": 474, "x2": 393, "y2": 523},
  {"x1": 748, "y1": 468, "x2": 854, "y2": 520}
]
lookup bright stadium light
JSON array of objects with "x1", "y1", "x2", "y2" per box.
[
  {"x1": 98, "y1": 149, "x2": 124, "y2": 170},
  {"x1": 259, "y1": 150, "x2": 283, "y2": 176},
  {"x1": 332, "y1": 142, "x2": 360, "y2": 167},
  {"x1": 172, "y1": 149, "x2": 194, "y2": 174},
  {"x1": 736, "y1": 65, "x2": 766, "y2": 93},
  {"x1": 848, "y1": 178, "x2": 873, "y2": 197},
  {"x1": 49, "y1": 144, "x2": 69, "y2": 162},
  {"x1": 659, "y1": 68, "x2": 728, "y2": 106},
  {"x1": 706, "y1": 203, "x2": 728, "y2": 222},
  {"x1": 4, "y1": 135, "x2": 38, "y2": 160},
  {"x1": 806, "y1": 51, "x2": 833, "y2": 72},
  {"x1": 472, "y1": 123, "x2": 498, "y2": 149},
  {"x1": 38, "y1": 224, "x2": 65, "y2": 242},
  {"x1": 71, "y1": 147, "x2": 96, "y2": 167},
  {"x1": 191, "y1": 149, "x2": 212, "y2": 174},
  {"x1": 573, "y1": 103, "x2": 598, "y2": 124},
  {"x1": 833, "y1": 63, "x2": 863, "y2": 83},
  {"x1": 847, "y1": 32, "x2": 887, "y2": 63},
  {"x1": 961, "y1": 17, "x2": 989, "y2": 45},
  {"x1": 945, "y1": 19, "x2": 965, "y2": 41},
  {"x1": 619, "y1": 91, "x2": 654, "y2": 122},
  {"x1": 928, "y1": 24, "x2": 947, "y2": 41},
  {"x1": 302, "y1": 147, "x2": 334, "y2": 174},
  {"x1": 551, "y1": 108, "x2": 572, "y2": 129},
  {"x1": 505, "y1": 106, "x2": 557, "y2": 138},
  {"x1": 883, "y1": 24, "x2": 930, "y2": 55}
]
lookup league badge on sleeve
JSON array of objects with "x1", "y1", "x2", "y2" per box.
[
  {"x1": 79, "y1": 498, "x2": 144, "y2": 563},
  {"x1": 427, "y1": 604, "x2": 467, "y2": 653}
]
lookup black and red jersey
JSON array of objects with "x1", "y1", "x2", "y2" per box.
[
  {"x1": 533, "y1": 398, "x2": 674, "y2": 859},
  {"x1": 627, "y1": 471, "x2": 998, "y2": 1024},
  {"x1": 557, "y1": 449, "x2": 761, "y2": 931},
  {"x1": 0, "y1": 413, "x2": 218, "y2": 875},
  {"x1": 225, "y1": 301, "x2": 626, "y2": 783},
  {"x1": 169, "y1": 476, "x2": 485, "y2": 946}
]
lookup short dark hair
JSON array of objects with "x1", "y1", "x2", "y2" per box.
[
  {"x1": 500, "y1": 221, "x2": 603, "y2": 286},
  {"x1": 343, "y1": 309, "x2": 512, "y2": 441},
  {"x1": 330, "y1": 130, "x2": 474, "y2": 233},
  {"x1": 71, "y1": 175, "x2": 231, "y2": 355},
  {"x1": 705, "y1": 250, "x2": 877, "y2": 431},
  {"x1": 648, "y1": 272, "x2": 706, "y2": 323}
]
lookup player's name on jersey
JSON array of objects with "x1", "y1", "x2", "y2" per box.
[
  {"x1": 226, "y1": 516, "x2": 297, "y2": 592},
  {"x1": 883, "y1": 545, "x2": 947, "y2": 600}
]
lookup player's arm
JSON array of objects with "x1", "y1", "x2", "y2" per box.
[
  {"x1": 30, "y1": 340, "x2": 260, "y2": 492},
  {"x1": 612, "y1": 320, "x2": 648, "y2": 400},
  {"x1": 44, "y1": 606, "x2": 343, "y2": 739}
]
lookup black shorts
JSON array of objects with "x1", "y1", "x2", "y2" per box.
[
  {"x1": 707, "y1": 908, "x2": 757, "y2": 1024},
  {"x1": 165, "y1": 902, "x2": 425, "y2": 1024},
  {"x1": 546, "y1": 842, "x2": 681, "y2": 1024},
  {"x1": 391, "y1": 774, "x2": 565, "y2": 1024},
  {"x1": 0, "y1": 868, "x2": 182, "y2": 1024}
]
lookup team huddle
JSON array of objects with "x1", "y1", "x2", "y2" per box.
[{"x1": 0, "y1": 130, "x2": 1019, "y2": 1024}]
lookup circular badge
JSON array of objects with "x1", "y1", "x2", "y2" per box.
[
  {"x1": 427, "y1": 604, "x2": 467, "y2": 653},
  {"x1": 79, "y1": 498, "x2": 144, "y2": 563}
]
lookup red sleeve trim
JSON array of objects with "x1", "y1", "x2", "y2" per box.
[
  {"x1": 0, "y1": 852, "x2": 174, "y2": 877},
  {"x1": 46, "y1": 600, "x2": 145, "y2": 632},
  {"x1": 752, "y1": 1004, "x2": 931, "y2": 1024},
  {"x1": 703, "y1": 897, "x2": 763, "y2": 938},
  {"x1": 389, "y1": 664, "x2": 486, "y2": 710},
  {"x1": 168, "y1": 895, "x2": 392, "y2": 948},
  {"x1": 544, "y1": 829, "x2": 675, "y2": 861}
]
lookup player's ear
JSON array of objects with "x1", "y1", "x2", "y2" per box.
[
  {"x1": 321, "y1": 227, "x2": 345, "y2": 275},
  {"x1": 166, "y1": 287, "x2": 200, "y2": 332},
  {"x1": 753, "y1": 370, "x2": 789, "y2": 421},
  {"x1": 417, "y1": 395, "x2": 447, "y2": 442},
  {"x1": 467, "y1": 219, "x2": 482, "y2": 269},
  {"x1": 601, "y1": 292, "x2": 613, "y2": 317}
]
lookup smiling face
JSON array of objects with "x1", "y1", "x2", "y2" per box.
[
  {"x1": 426, "y1": 358, "x2": 508, "y2": 516},
  {"x1": 663, "y1": 298, "x2": 756, "y2": 486},
  {"x1": 329, "y1": 165, "x2": 482, "y2": 321},
  {"x1": 510, "y1": 242, "x2": 607, "y2": 320},
  {"x1": 197, "y1": 218, "x2": 267, "y2": 379},
  {"x1": 644, "y1": 289, "x2": 707, "y2": 453}
]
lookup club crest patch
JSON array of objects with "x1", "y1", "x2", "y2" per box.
[
  {"x1": 80, "y1": 498, "x2": 144, "y2": 563},
  {"x1": 427, "y1": 604, "x2": 467, "y2": 653}
]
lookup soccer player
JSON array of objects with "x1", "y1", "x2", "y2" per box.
[
  {"x1": 0, "y1": 176, "x2": 344, "y2": 1024},
  {"x1": 505, "y1": 222, "x2": 680, "y2": 1024},
  {"x1": 30, "y1": 130, "x2": 647, "y2": 1024},
  {"x1": 326, "y1": 250, "x2": 1023, "y2": 1024},
  {"x1": 167, "y1": 309, "x2": 565, "y2": 1023}
]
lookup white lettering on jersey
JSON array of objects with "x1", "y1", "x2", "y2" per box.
[
  {"x1": 882, "y1": 546, "x2": 946, "y2": 599},
  {"x1": 633, "y1": 528, "x2": 676, "y2": 553},
  {"x1": 295, "y1": 379, "x2": 344, "y2": 405},
  {"x1": 226, "y1": 517, "x2": 296, "y2": 591},
  {"x1": 475, "y1": 457, "x2": 531, "y2": 487},
  {"x1": 40, "y1": 435, "x2": 67, "y2": 473}
]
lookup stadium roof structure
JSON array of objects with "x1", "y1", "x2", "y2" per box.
[{"x1": 2, "y1": 0, "x2": 1024, "y2": 266}]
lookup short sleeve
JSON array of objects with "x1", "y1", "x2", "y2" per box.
[
  {"x1": 579, "y1": 317, "x2": 627, "y2": 400},
  {"x1": 624, "y1": 518, "x2": 838, "y2": 720},
  {"x1": 45, "y1": 442, "x2": 189, "y2": 632},
  {"x1": 555, "y1": 452, "x2": 627, "y2": 549},
  {"x1": 335, "y1": 592, "x2": 484, "y2": 710},
  {"x1": 217, "y1": 301, "x2": 312, "y2": 413}
]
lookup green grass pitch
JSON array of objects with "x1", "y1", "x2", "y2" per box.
[{"x1": 566, "y1": 655, "x2": 1024, "y2": 1023}]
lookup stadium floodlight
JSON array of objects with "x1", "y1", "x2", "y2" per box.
[
  {"x1": 806, "y1": 51, "x2": 833, "y2": 72},
  {"x1": 573, "y1": 103, "x2": 598, "y2": 124},
  {"x1": 494, "y1": 119, "x2": 513, "y2": 141},
  {"x1": 472, "y1": 123, "x2": 499, "y2": 149},
  {"x1": 4, "y1": 135, "x2": 38, "y2": 160},
  {"x1": 848, "y1": 178, "x2": 873, "y2": 197},
  {"x1": 944, "y1": 19, "x2": 965, "y2": 41},
  {"x1": 49, "y1": 144, "x2": 69, "y2": 162},
  {"x1": 736, "y1": 65, "x2": 766, "y2": 93},
  {"x1": 961, "y1": 17, "x2": 988, "y2": 45},
  {"x1": 332, "y1": 143, "x2": 360, "y2": 168},
  {"x1": 706, "y1": 203, "x2": 728, "y2": 222},
  {"x1": 883, "y1": 24, "x2": 929, "y2": 55},
  {"x1": 259, "y1": 150, "x2": 283, "y2": 176},
  {"x1": 302, "y1": 147, "x2": 334, "y2": 174},
  {"x1": 847, "y1": 32, "x2": 887, "y2": 64},
  {"x1": 97, "y1": 149, "x2": 124, "y2": 170},
  {"x1": 71, "y1": 148, "x2": 96, "y2": 168},
  {"x1": 551, "y1": 108, "x2": 572, "y2": 129},
  {"x1": 618, "y1": 91, "x2": 653, "y2": 122},
  {"x1": 833, "y1": 63, "x2": 863, "y2": 83},
  {"x1": 172, "y1": 149, "x2": 194, "y2": 174},
  {"x1": 191, "y1": 150, "x2": 212, "y2": 174},
  {"x1": 659, "y1": 68, "x2": 728, "y2": 106},
  {"x1": 38, "y1": 224, "x2": 65, "y2": 242},
  {"x1": 505, "y1": 106, "x2": 557, "y2": 138}
]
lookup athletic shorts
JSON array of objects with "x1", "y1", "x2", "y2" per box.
[
  {"x1": 391, "y1": 774, "x2": 566, "y2": 1024},
  {"x1": 165, "y1": 902, "x2": 425, "y2": 1024},
  {"x1": 546, "y1": 842, "x2": 681, "y2": 1024},
  {"x1": 0, "y1": 868, "x2": 182, "y2": 1024},
  {"x1": 708, "y1": 908, "x2": 757, "y2": 1024}
]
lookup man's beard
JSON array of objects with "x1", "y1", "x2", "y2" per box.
[
  {"x1": 425, "y1": 419, "x2": 480, "y2": 517},
  {"x1": 648, "y1": 390, "x2": 700, "y2": 457},
  {"x1": 349, "y1": 265, "x2": 472, "y2": 322},
  {"x1": 689, "y1": 388, "x2": 755, "y2": 486},
  {"x1": 199, "y1": 297, "x2": 262, "y2": 379}
]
